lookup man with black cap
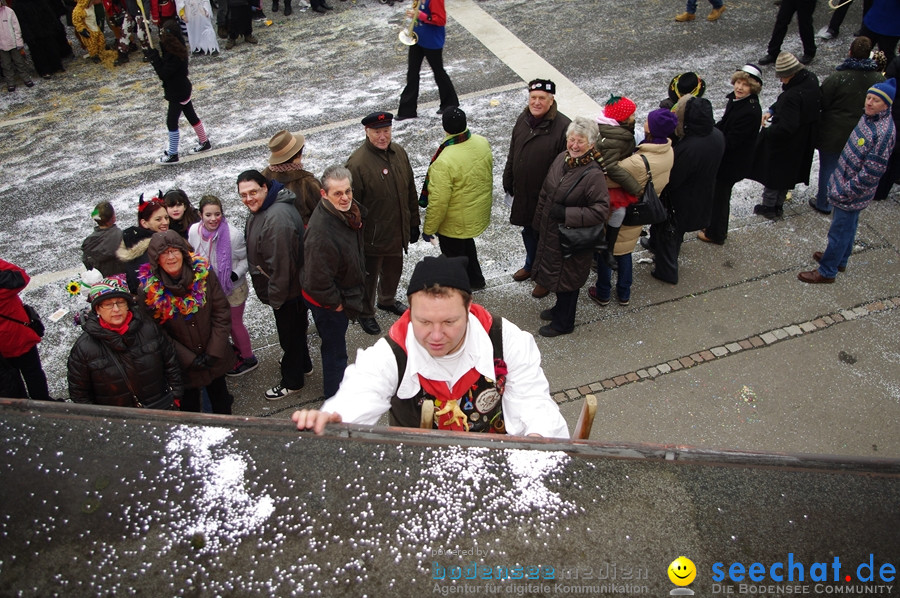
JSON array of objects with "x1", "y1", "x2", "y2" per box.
[
  {"x1": 503, "y1": 78, "x2": 571, "y2": 296},
  {"x1": 749, "y1": 52, "x2": 820, "y2": 220},
  {"x1": 345, "y1": 111, "x2": 420, "y2": 336},
  {"x1": 421, "y1": 107, "x2": 493, "y2": 290},
  {"x1": 291, "y1": 255, "x2": 569, "y2": 438}
]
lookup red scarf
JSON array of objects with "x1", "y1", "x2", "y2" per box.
[
  {"x1": 98, "y1": 310, "x2": 134, "y2": 335},
  {"x1": 389, "y1": 304, "x2": 494, "y2": 431}
]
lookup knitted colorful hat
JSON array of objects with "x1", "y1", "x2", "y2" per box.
[
  {"x1": 528, "y1": 79, "x2": 556, "y2": 94},
  {"x1": 604, "y1": 95, "x2": 637, "y2": 122},
  {"x1": 774, "y1": 52, "x2": 803, "y2": 78},
  {"x1": 667, "y1": 72, "x2": 706, "y2": 104},
  {"x1": 868, "y1": 78, "x2": 896, "y2": 107},
  {"x1": 88, "y1": 274, "x2": 132, "y2": 310}
]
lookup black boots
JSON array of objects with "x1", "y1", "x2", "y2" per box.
[
  {"x1": 283, "y1": 0, "x2": 292, "y2": 14},
  {"x1": 272, "y1": 0, "x2": 278, "y2": 11}
]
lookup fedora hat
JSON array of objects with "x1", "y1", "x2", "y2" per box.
[{"x1": 268, "y1": 130, "x2": 306, "y2": 165}]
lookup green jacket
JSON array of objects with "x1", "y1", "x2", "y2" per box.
[
  {"x1": 423, "y1": 131, "x2": 493, "y2": 239},
  {"x1": 817, "y1": 61, "x2": 885, "y2": 153}
]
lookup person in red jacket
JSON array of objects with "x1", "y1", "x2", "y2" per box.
[{"x1": 0, "y1": 259, "x2": 51, "y2": 400}]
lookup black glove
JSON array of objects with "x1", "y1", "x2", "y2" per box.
[
  {"x1": 143, "y1": 47, "x2": 158, "y2": 59},
  {"x1": 409, "y1": 225, "x2": 420, "y2": 244},
  {"x1": 230, "y1": 271, "x2": 239, "y2": 282},
  {"x1": 550, "y1": 204, "x2": 566, "y2": 221},
  {"x1": 191, "y1": 353, "x2": 213, "y2": 370},
  {"x1": 78, "y1": 29, "x2": 90, "y2": 37}
]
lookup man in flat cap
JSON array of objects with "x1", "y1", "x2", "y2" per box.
[
  {"x1": 503, "y1": 79, "x2": 571, "y2": 298},
  {"x1": 291, "y1": 255, "x2": 569, "y2": 438},
  {"x1": 345, "y1": 111, "x2": 420, "y2": 336}
]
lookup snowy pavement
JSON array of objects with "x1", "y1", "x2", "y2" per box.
[{"x1": 2, "y1": 0, "x2": 899, "y2": 458}]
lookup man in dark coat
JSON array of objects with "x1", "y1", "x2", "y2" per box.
[
  {"x1": 502, "y1": 79, "x2": 571, "y2": 293},
  {"x1": 649, "y1": 96, "x2": 725, "y2": 284},
  {"x1": 345, "y1": 111, "x2": 419, "y2": 336},
  {"x1": 750, "y1": 52, "x2": 821, "y2": 219},
  {"x1": 813, "y1": 36, "x2": 884, "y2": 214},
  {"x1": 239, "y1": 169, "x2": 313, "y2": 401},
  {"x1": 301, "y1": 165, "x2": 367, "y2": 400}
]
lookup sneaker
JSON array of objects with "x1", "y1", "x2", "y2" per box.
[
  {"x1": 245, "y1": 34, "x2": 259, "y2": 44},
  {"x1": 816, "y1": 27, "x2": 835, "y2": 40},
  {"x1": 225, "y1": 38, "x2": 236, "y2": 49},
  {"x1": 752, "y1": 204, "x2": 783, "y2": 220},
  {"x1": 7, "y1": 86, "x2": 14, "y2": 92},
  {"x1": 707, "y1": 5, "x2": 725, "y2": 20},
  {"x1": 758, "y1": 54, "x2": 777, "y2": 65},
  {"x1": 189, "y1": 140, "x2": 211, "y2": 154},
  {"x1": 24, "y1": 81, "x2": 34, "y2": 87},
  {"x1": 617, "y1": 296, "x2": 630, "y2": 307},
  {"x1": 588, "y1": 287, "x2": 610, "y2": 307},
  {"x1": 265, "y1": 383, "x2": 300, "y2": 400},
  {"x1": 227, "y1": 356, "x2": 259, "y2": 377},
  {"x1": 798, "y1": 54, "x2": 815, "y2": 65},
  {"x1": 674, "y1": 11, "x2": 696, "y2": 21},
  {"x1": 159, "y1": 151, "x2": 179, "y2": 164}
]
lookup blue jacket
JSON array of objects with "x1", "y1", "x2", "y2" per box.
[
  {"x1": 414, "y1": 0, "x2": 446, "y2": 50},
  {"x1": 828, "y1": 109, "x2": 896, "y2": 211}
]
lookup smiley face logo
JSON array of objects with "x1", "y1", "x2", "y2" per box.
[{"x1": 668, "y1": 556, "x2": 697, "y2": 586}]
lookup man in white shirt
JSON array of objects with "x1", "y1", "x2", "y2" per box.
[{"x1": 292, "y1": 255, "x2": 569, "y2": 438}]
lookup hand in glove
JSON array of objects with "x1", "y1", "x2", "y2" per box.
[
  {"x1": 230, "y1": 271, "x2": 239, "y2": 282},
  {"x1": 550, "y1": 204, "x2": 566, "y2": 222},
  {"x1": 143, "y1": 47, "x2": 158, "y2": 59},
  {"x1": 422, "y1": 233, "x2": 435, "y2": 243},
  {"x1": 409, "y1": 225, "x2": 420, "y2": 244},
  {"x1": 191, "y1": 353, "x2": 214, "y2": 370}
]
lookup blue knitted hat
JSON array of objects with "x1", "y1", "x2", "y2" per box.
[{"x1": 869, "y1": 78, "x2": 896, "y2": 107}]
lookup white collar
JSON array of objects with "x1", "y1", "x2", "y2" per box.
[{"x1": 396, "y1": 311, "x2": 498, "y2": 398}]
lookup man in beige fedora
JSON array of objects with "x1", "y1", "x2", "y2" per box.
[
  {"x1": 345, "y1": 111, "x2": 419, "y2": 336},
  {"x1": 262, "y1": 130, "x2": 322, "y2": 226}
]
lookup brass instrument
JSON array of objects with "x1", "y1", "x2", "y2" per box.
[{"x1": 398, "y1": 0, "x2": 423, "y2": 46}]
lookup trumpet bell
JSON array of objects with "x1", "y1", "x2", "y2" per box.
[{"x1": 398, "y1": 29, "x2": 418, "y2": 46}]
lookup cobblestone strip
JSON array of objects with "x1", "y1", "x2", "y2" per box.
[{"x1": 552, "y1": 296, "x2": 900, "y2": 405}]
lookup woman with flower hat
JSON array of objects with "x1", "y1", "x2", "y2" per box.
[
  {"x1": 138, "y1": 230, "x2": 234, "y2": 413},
  {"x1": 67, "y1": 274, "x2": 183, "y2": 409}
]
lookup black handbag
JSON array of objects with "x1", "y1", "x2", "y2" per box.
[
  {"x1": 556, "y1": 170, "x2": 606, "y2": 259},
  {"x1": 0, "y1": 304, "x2": 45, "y2": 337},
  {"x1": 622, "y1": 155, "x2": 667, "y2": 227}
]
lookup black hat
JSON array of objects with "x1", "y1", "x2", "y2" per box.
[
  {"x1": 407, "y1": 255, "x2": 471, "y2": 296},
  {"x1": 442, "y1": 107, "x2": 467, "y2": 135},
  {"x1": 362, "y1": 111, "x2": 393, "y2": 129},
  {"x1": 667, "y1": 72, "x2": 706, "y2": 104},
  {"x1": 528, "y1": 79, "x2": 556, "y2": 94}
]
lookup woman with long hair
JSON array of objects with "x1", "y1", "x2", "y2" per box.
[
  {"x1": 144, "y1": 19, "x2": 211, "y2": 164},
  {"x1": 188, "y1": 195, "x2": 258, "y2": 376},
  {"x1": 163, "y1": 188, "x2": 201, "y2": 238}
]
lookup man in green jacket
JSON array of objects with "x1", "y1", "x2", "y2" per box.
[
  {"x1": 345, "y1": 111, "x2": 419, "y2": 336},
  {"x1": 421, "y1": 107, "x2": 493, "y2": 289}
]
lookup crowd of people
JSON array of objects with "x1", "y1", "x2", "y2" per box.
[{"x1": 1, "y1": 2, "x2": 899, "y2": 440}]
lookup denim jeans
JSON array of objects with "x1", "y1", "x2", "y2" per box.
[
  {"x1": 686, "y1": 0, "x2": 722, "y2": 12},
  {"x1": 815, "y1": 151, "x2": 839, "y2": 213},
  {"x1": 521, "y1": 226, "x2": 538, "y2": 272},
  {"x1": 306, "y1": 301, "x2": 349, "y2": 399},
  {"x1": 595, "y1": 254, "x2": 633, "y2": 303},
  {"x1": 819, "y1": 206, "x2": 860, "y2": 278}
]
